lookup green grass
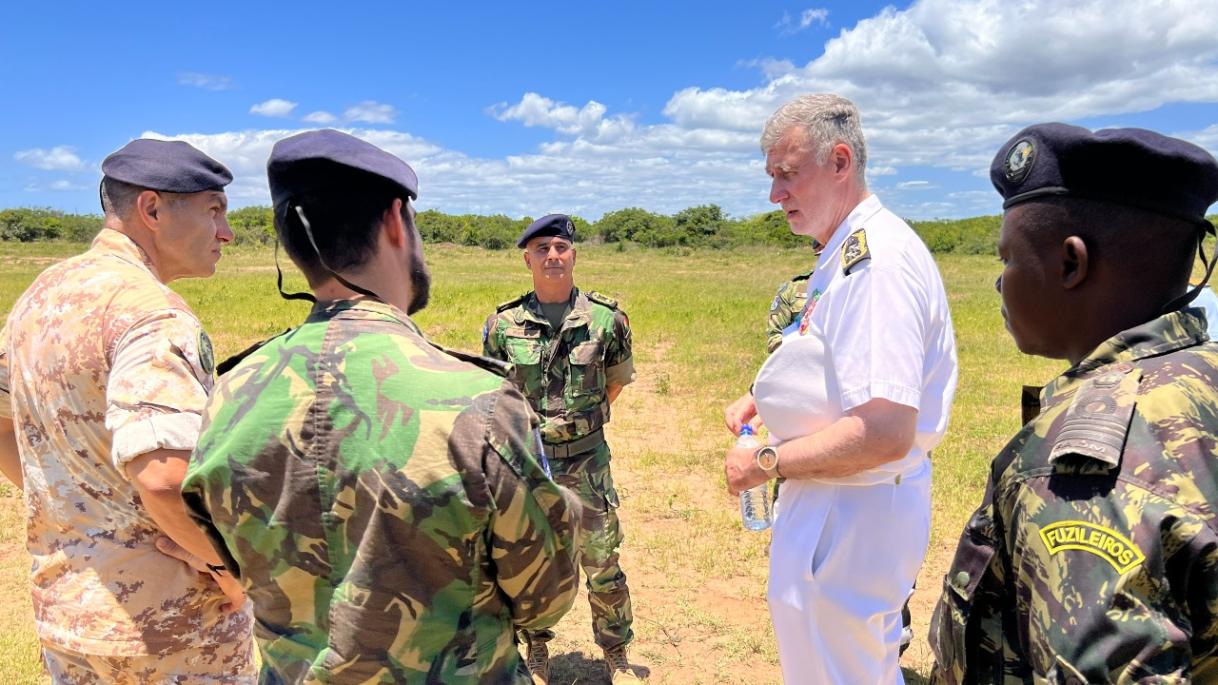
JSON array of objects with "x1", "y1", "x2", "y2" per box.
[{"x1": 0, "y1": 241, "x2": 1066, "y2": 683}]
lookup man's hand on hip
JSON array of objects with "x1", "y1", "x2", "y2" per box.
[{"x1": 155, "y1": 537, "x2": 247, "y2": 613}]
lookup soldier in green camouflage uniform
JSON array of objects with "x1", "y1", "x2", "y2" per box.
[
  {"x1": 930, "y1": 124, "x2": 1218, "y2": 683},
  {"x1": 483, "y1": 214, "x2": 641, "y2": 684},
  {"x1": 765, "y1": 269, "x2": 813, "y2": 353},
  {"x1": 182, "y1": 130, "x2": 581, "y2": 684}
]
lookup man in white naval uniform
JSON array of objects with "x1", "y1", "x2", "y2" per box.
[{"x1": 723, "y1": 93, "x2": 958, "y2": 684}]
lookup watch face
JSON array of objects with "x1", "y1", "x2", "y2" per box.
[{"x1": 756, "y1": 447, "x2": 779, "y2": 471}]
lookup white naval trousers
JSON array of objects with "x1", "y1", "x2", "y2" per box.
[{"x1": 766, "y1": 460, "x2": 931, "y2": 685}]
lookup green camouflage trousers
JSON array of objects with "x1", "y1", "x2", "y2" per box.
[{"x1": 525, "y1": 442, "x2": 634, "y2": 650}]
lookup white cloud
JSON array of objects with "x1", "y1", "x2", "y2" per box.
[
  {"x1": 896, "y1": 180, "x2": 934, "y2": 190},
  {"x1": 344, "y1": 101, "x2": 397, "y2": 124},
  {"x1": 23, "y1": 179, "x2": 89, "y2": 192},
  {"x1": 140, "y1": 128, "x2": 443, "y2": 203},
  {"x1": 776, "y1": 8, "x2": 829, "y2": 35},
  {"x1": 14, "y1": 145, "x2": 87, "y2": 171},
  {"x1": 177, "y1": 72, "x2": 233, "y2": 91},
  {"x1": 490, "y1": 92, "x2": 636, "y2": 142},
  {"x1": 144, "y1": 0, "x2": 1218, "y2": 220},
  {"x1": 659, "y1": 0, "x2": 1218, "y2": 213},
  {"x1": 303, "y1": 111, "x2": 337, "y2": 124},
  {"x1": 1177, "y1": 124, "x2": 1218, "y2": 158},
  {"x1": 250, "y1": 99, "x2": 298, "y2": 118}
]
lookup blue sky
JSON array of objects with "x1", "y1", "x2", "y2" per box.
[{"x1": 3, "y1": 0, "x2": 1217, "y2": 220}]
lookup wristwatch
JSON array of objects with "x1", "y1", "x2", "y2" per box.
[{"x1": 755, "y1": 446, "x2": 780, "y2": 477}]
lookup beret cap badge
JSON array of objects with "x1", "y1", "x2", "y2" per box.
[{"x1": 1004, "y1": 139, "x2": 1035, "y2": 183}]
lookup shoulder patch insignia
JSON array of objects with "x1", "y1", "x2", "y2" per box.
[
  {"x1": 769, "y1": 292, "x2": 782, "y2": 312},
  {"x1": 496, "y1": 294, "x2": 527, "y2": 313},
  {"x1": 840, "y1": 229, "x2": 870, "y2": 275},
  {"x1": 1049, "y1": 364, "x2": 1142, "y2": 468},
  {"x1": 587, "y1": 291, "x2": 619, "y2": 309},
  {"x1": 1038, "y1": 520, "x2": 1145, "y2": 574},
  {"x1": 198, "y1": 330, "x2": 215, "y2": 377}
]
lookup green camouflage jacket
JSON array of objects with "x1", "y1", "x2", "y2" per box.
[
  {"x1": 182, "y1": 300, "x2": 581, "y2": 684},
  {"x1": 930, "y1": 309, "x2": 1218, "y2": 684},
  {"x1": 766, "y1": 269, "x2": 813, "y2": 353},
  {"x1": 482, "y1": 288, "x2": 635, "y2": 445}
]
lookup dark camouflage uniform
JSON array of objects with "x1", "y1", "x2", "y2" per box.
[
  {"x1": 765, "y1": 269, "x2": 813, "y2": 353},
  {"x1": 483, "y1": 288, "x2": 636, "y2": 650},
  {"x1": 930, "y1": 309, "x2": 1218, "y2": 684},
  {"x1": 182, "y1": 299, "x2": 581, "y2": 684}
]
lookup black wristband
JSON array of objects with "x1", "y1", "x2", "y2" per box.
[{"x1": 206, "y1": 562, "x2": 229, "y2": 576}]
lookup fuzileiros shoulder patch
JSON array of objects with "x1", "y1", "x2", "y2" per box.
[
  {"x1": 840, "y1": 229, "x2": 870, "y2": 275},
  {"x1": 1038, "y1": 520, "x2": 1145, "y2": 574}
]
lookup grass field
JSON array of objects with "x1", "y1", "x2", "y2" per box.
[{"x1": 0, "y1": 241, "x2": 1065, "y2": 683}]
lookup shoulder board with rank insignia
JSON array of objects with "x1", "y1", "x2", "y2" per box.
[
  {"x1": 840, "y1": 229, "x2": 870, "y2": 276},
  {"x1": 587, "y1": 291, "x2": 619, "y2": 309},
  {"x1": 496, "y1": 293, "x2": 528, "y2": 313},
  {"x1": 1049, "y1": 363, "x2": 1142, "y2": 470}
]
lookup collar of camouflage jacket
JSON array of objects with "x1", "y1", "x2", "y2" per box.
[
  {"x1": 1043, "y1": 307, "x2": 1209, "y2": 402},
  {"x1": 307, "y1": 298, "x2": 422, "y2": 336},
  {"x1": 92, "y1": 227, "x2": 162, "y2": 281},
  {"x1": 521, "y1": 288, "x2": 591, "y2": 331}
]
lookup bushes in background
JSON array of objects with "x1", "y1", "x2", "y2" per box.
[{"x1": 13, "y1": 205, "x2": 1203, "y2": 256}]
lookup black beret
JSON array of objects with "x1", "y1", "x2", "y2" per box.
[
  {"x1": 267, "y1": 129, "x2": 418, "y2": 208},
  {"x1": 991, "y1": 122, "x2": 1218, "y2": 223},
  {"x1": 517, "y1": 213, "x2": 575, "y2": 248},
  {"x1": 101, "y1": 139, "x2": 232, "y2": 193}
]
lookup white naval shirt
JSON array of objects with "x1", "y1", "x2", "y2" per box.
[{"x1": 753, "y1": 194, "x2": 958, "y2": 485}]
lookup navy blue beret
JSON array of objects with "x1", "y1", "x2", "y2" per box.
[
  {"x1": 991, "y1": 122, "x2": 1218, "y2": 223},
  {"x1": 517, "y1": 213, "x2": 575, "y2": 248},
  {"x1": 267, "y1": 129, "x2": 418, "y2": 207},
  {"x1": 101, "y1": 139, "x2": 232, "y2": 193}
]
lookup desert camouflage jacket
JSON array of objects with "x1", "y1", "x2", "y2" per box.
[
  {"x1": 183, "y1": 299, "x2": 581, "y2": 684},
  {"x1": 0, "y1": 228, "x2": 247, "y2": 656},
  {"x1": 483, "y1": 289, "x2": 634, "y2": 445},
  {"x1": 930, "y1": 308, "x2": 1218, "y2": 684},
  {"x1": 765, "y1": 269, "x2": 813, "y2": 353}
]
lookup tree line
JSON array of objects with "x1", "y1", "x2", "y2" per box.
[{"x1": 0, "y1": 205, "x2": 1034, "y2": 255}]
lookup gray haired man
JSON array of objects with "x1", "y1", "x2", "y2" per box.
[{"x1": 723, "y1": 94, "x2": 958, "y2": 683}]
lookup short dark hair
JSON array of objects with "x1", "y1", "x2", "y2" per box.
[
  {"x1": 100, "y1": 177, "x2": 146, "y2": 217},
  {"x1": 1020, "y1": 197, "x2": 1201, "y2": 295},
  {"x1": 274, "y1": 162, "x2": 413, "y2": 285}
]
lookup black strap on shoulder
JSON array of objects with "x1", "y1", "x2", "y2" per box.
[
  {"x1": 433, "y1": 342, "x2": 512, "y2": 378},
  {"x1": 216, "y1": 329, "x2": 292, "y2": 376}
]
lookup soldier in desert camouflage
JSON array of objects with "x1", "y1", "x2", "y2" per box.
[
  {"x1": 0, "y1": 139, "x2": 254, "y2": 682},
  {"x1": 930, "y1": 123, "x2": 1218, "y2": 683},
  {"x1": 482, "y1": 214, "x2": 641, "y2": 684},
  {"x1": 182, "y1": 129, "x2": 581, "y2": 684}
]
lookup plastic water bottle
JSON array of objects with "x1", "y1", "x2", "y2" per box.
[{"x1": 737, "y1": 425, "x2": 773, "y2": 531}]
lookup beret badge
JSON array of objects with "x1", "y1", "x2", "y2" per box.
[{"x1": 1003, "y1": 139, "x2": 1035, "y2": 183}]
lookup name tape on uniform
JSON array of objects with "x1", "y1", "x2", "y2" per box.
[{"x1": 1038, "y1": 520, "x2": 1145, "y2": 574}]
